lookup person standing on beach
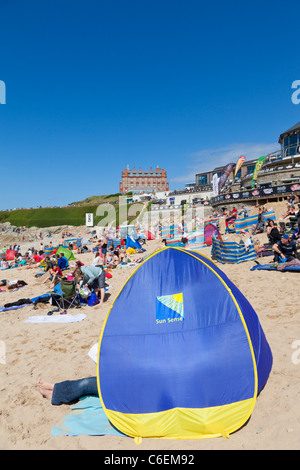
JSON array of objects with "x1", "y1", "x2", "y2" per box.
[
  {"x1": 100, "y1": 234, "x2": 108, "y2": 267},
  {"x1": 75, "y1": 261, "x2": 105, "y2": 306}
]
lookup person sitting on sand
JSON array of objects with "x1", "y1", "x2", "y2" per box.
[
  {"x1": 106, "y1": 250, "x2": 121, "y2": 269},
  {"x1": 118, "y1": 248, "x2": 128, "y2": 264},
  {"x1": 266, "y1": 219, "x2": 282, "y2": 245},
  {"x1": 38, "y1": 377, "x2": 98, "y2": 405},
  {"x1": 91, "y1": 252, "x2": 103, "y2": 267},
  {"x1": 56, "y1": 253, "x2": 69, "y2": 271},
  {"x1": 42, "y1": 264, "x2": 63, "y2": 286},
  {"x1": 29, "y1": 251, "x2": 42, "y2": 265},
  {"x1": 282, "y1": 205, "x2": 296, "y2": 220},
  {"x1": 273, "y1": 234, "x2": 298, "y2": 263},
  {"x1": 0, "y1": 259, "x2": 9, "y2": 270},
  {"x1": 252, "y1": 207, "x2": 265, "y2": 234}
]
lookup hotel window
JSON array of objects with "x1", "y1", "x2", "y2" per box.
[
  {"x1": 246, "y1": 165, "x2": 255, "y2": 175},
  {"x1": 197, "y1": 174, "x2": 208, "y2": 185},
  {"x1": 288, "y1": 135, "x2": 298, "y2": 156}
]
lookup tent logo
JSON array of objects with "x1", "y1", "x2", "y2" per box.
[{"x1": 156, "y1": 293, "x2": 184, "y2": 324}]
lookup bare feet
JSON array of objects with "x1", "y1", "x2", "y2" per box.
[{"x1": 38, "y1": 380, "x2": 54, "y2": 400}]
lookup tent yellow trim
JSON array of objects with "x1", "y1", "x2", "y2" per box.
[
  {"x1": 97, "y1": 246, "x2": 258, "y2": 439},
  {"x1": 104, "y1": 398, "x2": 254, "y2": 439}
]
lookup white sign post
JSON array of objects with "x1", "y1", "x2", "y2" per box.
[{"x1": 85, "y1": 213, "x2": 94, "y2": 227}]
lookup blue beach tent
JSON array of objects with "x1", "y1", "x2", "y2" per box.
[
  {"x1": 97, "y1": 247, "x2": 272, "y2": 440},
  {"x1": 125, "y1": 235, "x2": 141, "y2": 250}
]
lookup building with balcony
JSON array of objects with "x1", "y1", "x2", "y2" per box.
[
  {"x1": 279, "y1": 121, "x2": 300, "y2": 157},
  {"x1": 210, "y1": 122, "x2": 300, "y2": 207}
]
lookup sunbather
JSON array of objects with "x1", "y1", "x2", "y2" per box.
[
  {"x1": 106, "y1": 250, "x2": 121, "y2": 269},
  {"x1": 0, "y1": 280, "x2": 27, "y2": 292},
  {"x1": 37, "y1": 377, "x2": 98, "y2": 405}
]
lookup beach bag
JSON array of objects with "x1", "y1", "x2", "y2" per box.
[{"x1": 88, "y1": 292, "x2": 99, "y2": 306}]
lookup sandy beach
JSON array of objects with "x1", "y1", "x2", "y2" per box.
[{"x1": 0, "y1": 211, "x2": 300, "y2": 451}]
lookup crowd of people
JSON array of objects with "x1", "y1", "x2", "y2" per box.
[
  {"x1": 219, "y1": 194, "x2": 300, "y2": 263},
  {"x1": 0, "y1": 229, "x2": 146, "y2": 311}
]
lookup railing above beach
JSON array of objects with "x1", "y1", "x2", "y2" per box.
[{"x1": 210, "y1": 181, "x2": 300, "y2": 206}]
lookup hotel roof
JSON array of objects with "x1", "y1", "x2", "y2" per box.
[{"x1": 279, "y1": 122, "x2": 300, "y2": 143}]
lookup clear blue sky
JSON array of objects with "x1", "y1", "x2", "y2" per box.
[{"x1": 1, "y1": 0, "x2": 300, "y2": 210}]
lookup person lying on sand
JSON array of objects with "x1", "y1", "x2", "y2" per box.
[
  {"x1": 0, "y1": 280, "x2": 27, "y2": 292},
  {"x1": 38, "y1": 377, "x2": 98, "y2": 405}
]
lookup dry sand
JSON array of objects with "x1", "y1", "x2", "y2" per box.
[{"x1": 0, "y1": 205, "x2": 300, "y2": 450}]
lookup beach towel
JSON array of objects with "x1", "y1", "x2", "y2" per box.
[
  {"x1": 0, "y1": 293, "x2": 50, "y2": 312},
  {"x1": 4, "y1": 298, "x2": 32, "y2": 308},
  {"x1": 0, "y1": 303, "x2": 32, "y2": 312},
  {"x1": 24, "y1": 313, "x2": 86, "y2": 324},
  {"x1": 51, "y1": 396, "x2": 125, "y2": 437},
  {"x1": 250, "y1": 260, "x2": 300, "y2": 272}
]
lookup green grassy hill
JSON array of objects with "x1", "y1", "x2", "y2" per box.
[{"x1": 0, "y1": 194, "x2": 146, "y2": 228}]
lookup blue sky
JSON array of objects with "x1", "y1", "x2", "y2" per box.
[{"x1": 1, "y1": 0, "x2": 300, "y2": 210}]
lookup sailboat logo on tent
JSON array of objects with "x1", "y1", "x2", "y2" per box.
[{"x1": 156, "y1": 293, "x2": 184, "y2": 324}]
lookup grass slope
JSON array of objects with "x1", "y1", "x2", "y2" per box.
[{"x1": 0, "y1": 196, "x2": 145, "y2": 228}]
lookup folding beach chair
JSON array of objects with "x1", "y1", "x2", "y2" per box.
[{"x1": 49, "y1": 279, "x2": 81, "y2": 313}]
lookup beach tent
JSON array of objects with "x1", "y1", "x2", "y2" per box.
[
  {"x1": 204, "y1": 223, "x2": 219, "y2": 246},
  {"x1": 211, "y1": 236, "x2": 257, "y2": 264},
  {"x1": 145, "y1": 230, "x2": 155, "y2": 240},
  {"x1": 5, "y1": 249, "x2": 16, "y2": 261},
  {"x1": 97, "y1": 247, "x2": 272, "y2": 439},
  {"x1": 125, "y1": 235, "x2": 142, "y2": 250},
  {"x1": 55, "y1": 246, "x2": 76, "y2": 261}
]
